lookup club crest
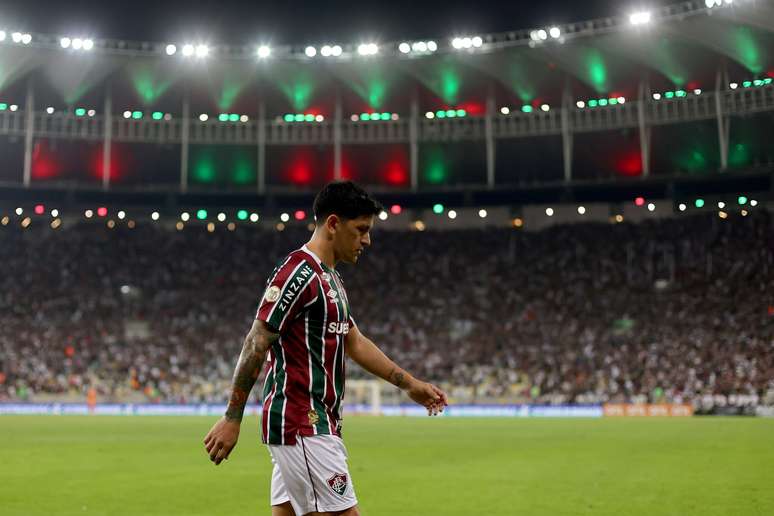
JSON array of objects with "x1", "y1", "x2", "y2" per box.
[
  {"x1": 308, "y1": 410, "x2": 319, "y2": 425},
  {"x1": 327, "y1": 473, "x2": 348, "y2": 496},
  {"x1": 264, "y1": 285, "x2": 281, "y2": 303},
  {"x1": 321, "y1": 272, "x2": 332, "y2": 283},
  {"x1": 327, "y1": 289, "x2": 338, "y2": 300}
]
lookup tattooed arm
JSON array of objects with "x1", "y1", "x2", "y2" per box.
[
  {"x1": 344, "y1": 323, "x2": 448, "y2": 415},
  {"x1": 203, "y1": 319, "x2": 278, "y2": 465}
]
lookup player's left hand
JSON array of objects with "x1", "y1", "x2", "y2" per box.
[{"x1": 407, "y1": 380, "x2": 448, "y2": 416}]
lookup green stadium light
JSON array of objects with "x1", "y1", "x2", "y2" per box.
[
  {"x1": 695, "y1": 198, "x2": 705, "y2": 208},
  {"x1": 665, "y1": 91, "x2": 675, "y2": 99},
  {"x1": 196, "y1": 209, "x2": 208, "y2": 220},
  {"x1": 0, "y1": 103, "x2": 7, "y2": 110},
  {"x1": 588, "y1": 100, "x2": 598, "y2": 108},
  {"x1": 742, "y1": 81, "x2": 752, "y2": 88},
  {"x1": 676, "y1": 90, "x2": 687, "y2": 97},
  {"x1": 521, "y1": 105, "x2": 533, "y2": 113},
  {"x1": 432, "y1": 203, "x2": 444, "y2": 214},
  {"x1": 436, "y1": 110, "x2": 446, "y2": 118},
  {"x1": 380, "y1": 112, "x2": 390, "y2": 120},
  {"x1": 228, "y1": 114, "x2": 239, "y2": 122},
  {"x1": 609, "y1": 97, "x2": 618, "y2": 105},
  {"x1": 284, "y1": 114, "x2": 294, "y2": 122},
  {"x1": 152, "y1": 111, "x2": 163, "y2": 120},
  {"x1": 738, "y1": 196, "x2": 748, "y2": 205},
  {"x1": 764, "y1": 78, "x2": 773, "y2": 85},
  {"x1": 753, "y1": 79, "x2": 763, "y2": 87},
  {"x1": 304, "y1": 114, "x2": 314, "y2": 122},
  {"x1": 218, "y1": 114, "x2": 228, "y2": 122},
  {"x1": 456, "y1": 109, "x2": 466, "y2": 117},
  {"x1": 370, "y1": 113, "x2": 380, "y2": 121},
  {"x1": 294, "y1": 114, "x2": 305, "y2": 122},
  {"x1": 237, "y1": 210, "x2": 248, "y2": 221},
  {"x1": 446, "y1": 109, "x2": 456, "y2": 118},
  {"x1": 598, "y1": 98, "x2": 608, "y2": 106},
  {"x1": 360, "y1": 113, "x2": 369, "y2": 121},
  {"x1": 75, "y1": 108, "x2": 86, "y2": 116},
  {"x1": 132, "y1": 111, "x2": 142, "y2": 119}
]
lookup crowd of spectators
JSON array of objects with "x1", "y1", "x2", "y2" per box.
[{"x1": 1, "y1": 209, "x2": 772, "y2": 408}]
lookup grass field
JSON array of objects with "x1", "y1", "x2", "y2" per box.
[{"x1": 1, "y1": 416, "x2": 773, "y2": 515}]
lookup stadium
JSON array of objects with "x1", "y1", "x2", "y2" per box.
[{"x1": 1, "y1": 0, "x2": 773, "y2": 514}]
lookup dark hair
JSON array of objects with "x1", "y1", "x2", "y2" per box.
[{"x1": 313, "y1": 181, "x2": 383, "y2": 223}]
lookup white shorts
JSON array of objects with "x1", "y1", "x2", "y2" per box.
[{"x1": 268, "y1": 434, "x2": 358, "y2": 515}]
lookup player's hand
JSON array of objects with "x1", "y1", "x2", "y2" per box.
[
  {"x1": 407, "y1": 380, "x2": 448, "y2": 416},
  {"x1": 203, "y1": 416, "x2": 241, "y2": 465}
]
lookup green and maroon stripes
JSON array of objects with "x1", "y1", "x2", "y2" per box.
[
  {"x1": 306, "y1": 290, "x2": 332, "y2": 435},
  {"x1": 266, "y1": 340, "x2": 287, "y2": 444}
]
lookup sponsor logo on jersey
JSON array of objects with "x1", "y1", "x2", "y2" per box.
[
  {"x1": 327, "y1": 289, "x2": 338, "y2": 300},
  {"x1": 264, "y1": 286, "x2": 281, "y2": 303},
  {"x1": 327, "y1": 473, "x2": 348, "y2": 497},
  {"x1": 327, "y1": 321, "x2": 350, "y2": 335},
  {"x1": 277, "y1": 265, "x2": 314, "y2": 311},
  {"x1": 307, "y1": 410, "x2": 319, "y2": 425}
]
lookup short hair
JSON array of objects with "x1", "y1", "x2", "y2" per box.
[{"x1": 313, "y1": 181, "x2": 383, "y2": 223}]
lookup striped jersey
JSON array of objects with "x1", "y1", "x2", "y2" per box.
[{"x1": 256, "y1": 245, "x2": 355, "y2": 445}]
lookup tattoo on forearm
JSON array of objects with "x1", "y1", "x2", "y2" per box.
[
  {"x1": 388, "y1": 367, "x2": 407, "y2": 389},
  {"x1": 225, "y1": 324, "x2": 277, "y2": 422}
]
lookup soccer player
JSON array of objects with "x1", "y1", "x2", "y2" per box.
[{"x1": 204, "y1": 181, "x2": 448, "y2": 516}]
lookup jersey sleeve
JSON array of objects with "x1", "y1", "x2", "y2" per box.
[{"x1": 256, "y1": 257, "x2": 318, "y2": 334}]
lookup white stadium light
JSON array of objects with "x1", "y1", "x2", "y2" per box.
[
  {"x1": 240, "y1": 115, "x2": 249, "y2": 122},
  {"x1": 165, "y1": 44, "x2": 177, "y2": 56},
  {"x1": 199, "y1": 114, "x2": 208, "y2": 122},
  {"x1": 331, "y1": 45, "x2": 342, "y2": 56},
  {"x1": 630, "y1": 11, "x2": 652, "y2": 25},
  {"x1": 182, "y1": 44, "x2": 194, "y2": 57},
  {"x1": 541, "y1": 104, "x2": 550, "y2": 112},
  {"x1": 60, "y1": 37, "x2": 71, "y2": 48},
  {"x1": 21, "y1": 33, "x2": 32, "y2": 45},
  {"x1": 472, "y1": 36, "x2": 483, "y2": 47},
  {"x1": 448, "y1": 210, "x2": 457, "y2": 220},
  {"x1": 538, "y1": 29, "x2": 548, "y2": 41},
  {"x1": 427, "y1": 41, "x2": 437, "y2": 52},
  {"x1": 280, "y1": 213, "x2": 290, "y2": 222},
  {"x1": 151, "y1": 211, "x2": 160, "y2": 221},
  {"x1": 451, "y1": 37, "x2": 463, "y2": 49},
  {"x1": 305, "y1": 46, "x2": 317, "y2": 57},
  {"x1": 679, "y1": 203, "x2": 687, "y2": 212},
  {"x1": 217, "y1": 212, "x2": 226, "y2": 222},
  {"x1": 181, "y1": 212, "x2": 190, "y2": 222},
  {"x1": 321, "y1": 45, "x2": 332, "y2": 57},
  {"x1": 500, "y1": 107, "x2": 510, "y2": 115},
  {"x1": 577, "y1": 206, "x2": 586, "y2": 215},
  {"x1": 0, "y1": 31, "x2": 5, "y2": 42},
  {"x1": 478, "y1": 209, "x2": 488, "y2": 218},
  {"x1": 257, "y1": 45, "x2": 271, "y2": 58},
  {"x1": 46, "y1": 107, "x2": 54, "y2": 114},
  {"x1": 195, "y1": 44, "x2": 208, "y2": 58},
  {"x1": 549, "y1": 27, "x2": 561, "y2": 39},
  {"x1": 729, "y1": 82, "x2": 738, "y2": 89},
  {"x1": 83, "y1": 39, "x2": 93, "y2": 50},
  {"x1": 576, "y1": 101, "x2": 585, "y2": 108},
  {"x1": 415, "y1": 41, "x2": 428, "y2": 52},
  {"x1": 72, "y1": 38, "x2": 83, "y2": 49},
  {"x1": 545, "y1": 207, "x2": 554, "y2": 217},
  {"x1": 647, "y1": 203, "x2": 656, "y2": 212},
  {"x1": 425, "y1": 111, "x2": 435, "y2": 119},
  {"x1": 123, "y1": 110, "x2": 132, "y2": 119},
  {"x1": 250, "y1": 213, "x2": 260, "y2": 222},
  {"x1": 461, "y1": 37, "x2": 472, "y2": 48},
  {"x1": 378, "y1": 211, "x2": 388, "y2": 221},
  {"x1": 87, "y1": 109, "x2": 96, "y2": 117},
  {"x1": 399, "y1": 42, "x2": 410, "y2": 54},
  {"x1": 653, "y1": 93, "x2": 662, "y2": 100}
]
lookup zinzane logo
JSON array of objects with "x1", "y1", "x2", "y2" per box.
[
  {"x1": 327, "y1": 321, "x2": 350, "y2": 335},
  {"x1": 277, "y1": 265, "x2": 313, "y2": 311}
]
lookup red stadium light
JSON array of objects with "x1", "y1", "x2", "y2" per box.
[
  {"x1": 390, "y1": 204, "x2": 402, "y2": 215},
  {"x1": 97, "y1": 207, "x2": 108, "y2": 217},
  {"x1": 635, "y1": 197, "x2": 645, "y2": 207},
  {"x1": 294, "y1": 210, "x2": 306, "y2": 221},
  {"x1": 34, "y1": 204, "x2": 45, "y2": 215}
]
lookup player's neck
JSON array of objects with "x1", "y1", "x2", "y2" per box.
[{"x1": 305, "y1": 235, "x2": 337, "y2": 269}]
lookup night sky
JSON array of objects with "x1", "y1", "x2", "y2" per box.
[{"x1": 0, "y1": 0, "x2": 675, "y2": 45}]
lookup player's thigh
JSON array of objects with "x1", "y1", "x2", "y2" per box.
[{"x1": 272, "y1": 501, "x2": 296, "y2": 516}]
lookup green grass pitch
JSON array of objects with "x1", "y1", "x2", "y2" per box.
[{"x1": 1, "y1": 416, "x2": 773, "y2": 515}]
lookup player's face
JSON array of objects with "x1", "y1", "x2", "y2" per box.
[{"x1": 335, "y1": 215, "x2": 374, "y2": 264}]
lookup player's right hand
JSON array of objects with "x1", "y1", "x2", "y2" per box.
[{"x1": 203, "y1": 416, "x2": 241, "y2": 465}]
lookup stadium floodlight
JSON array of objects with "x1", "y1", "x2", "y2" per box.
[
  {"x1": 151, "y1": 211, "x2": 160, "y2": 221},
  {"x1": 0, "y1": 31, "x2": 5, "y2": 42},
  {"x1": 195, "y1": 45, "x2": 208, "y2": 58},
  {"x1": 577, "y1": 206, "x2": 586, "y2": 215},
  {"x1": 181, "y1": 212, "x2": 190, "y2": 222},
  {"x1": 182, "y1": 44, "x2": 194, "y2": 57},
  {"x1": 461, "y1": 37, "x2": 472, "y2": 48},
  {"x1": 331, "y1": 45, "x2": 342, "y2": 56},
  {"x1": 427, "y1": 41, "x2": 437, "y2": 52},
  {"x1": 60, "y1": 37, "x2": 71, "y2": 48},
  {"x1": 729, "y1": 82, "x2": 738, "y2": 89},
  {"x1": 257, "y1": 45, "x2": 271, "y2": 58},
  {"x1": 72, "y1": 38, "x2": 83, "y2": 49},
  {"x1": 280, "y1": 212, "x2": 290, "y2": 222},
  {"x1": 545, "y1": 207, "x2": 554, "y2": 217},
  {"x1": 478, "y1": 209, "x2": 488, "y2": 218},
  {"x1": 123, "y1": 110, "x2": 132, "y2": 119},
  {"x1": 10, "y1": 104, "x2": 18, "y2": 112},
  {"x1": 165, "y1": 44, "x2": 177, "y2": 56},
  {"x1": 678, "y1": 203, "x2": 687, "y2": 212},
  {"x1": 249, "y1": 213, "x2": 259, "y2": 222},
  {"x1": 83, "y1": 39, "x2": 93, "y2": 50},
  {"x1": 750, "y1": 199, "x2": 758, "y2": 207},
  {"x1": 378, "y1": 211, "x2": 388, "y2": 221},
  {"x1": 425, "y1": 111, "x2": 435, "y2": 119},
  {"x1": 217, "y1": 212, "x2": 226, "y2": 222},
  {"x1": 548, "y1": 27, "x2": 561, "y2": 39},
  {"x1": 647, "y1": 203, "x2": 656, "y2": 212},
  {"x1": 629, "y1": 11, "x2": 652, "y2": 25},
  {"x1": 576, "y1": 101, "x2": 585, "y2": 108},
  {"x1": 240, "y1": 115, "x2": 249, "y2": 122},
  {"x1": 199, "y1": 114, "x2": 208, "y2": 122},
  {"x1": 500, "y1": 107, "x2": 510, "y2": 115},
  {"x1": 11, "y1": 32, "x2": 22, "y2": 43},
  {"x1": 20, "y1": 33, "x2": 31, "y2": 44},
  {"x1": 117, "y1": 210, "x2": 126, "y2": 220},
  {"x1": 448, "y1": 210, "x2": 457, "y2": 219},
  {"x1": 399, "y1": 42, "x2": 410, "y2": 53},
  {"x1": 472, "y1": 36, "x2": 483, "y2": 47},
  {"x1": 414, "y1": 41, "x2": 428, "y2": 52},
  {"x1": 321, "y1": 45, "x2": 332, "y2": 57},
  {"x1": 357, "y1": 43, "x2": 378, "y2": 56},
  {"x1": 653, "y1": 93, "x2": 661, "y2": 100},
  {"x1": 87, "y1": 109, "x2": 96, "y2": 117},
  {"x1": 85, "y1": 209, "x2": 93, "y2": 218},
  {"x1": 46, "y1": 107, "x2": 54, "y2": 114},
  {"x1": 538, "y1": 29, "x2": 548, "y2": 41},
  {"x1": 541, "y1": 104, "x2": 550, "y2": 112},
  {"x1": 305, "y1": 46, "x2": 317, "y2": 57},
  {"x1": 451, "y1": 37, "x2": 463, "y2": 49}
]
